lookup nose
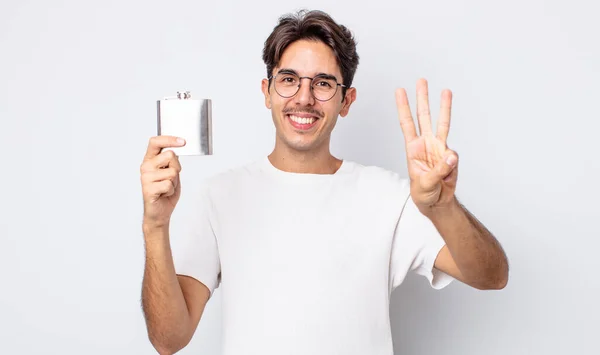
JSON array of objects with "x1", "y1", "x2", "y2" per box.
[{"x1": 294, "y1": 77, "x2": 315, "y2": 106}]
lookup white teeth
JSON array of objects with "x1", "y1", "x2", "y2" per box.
[{"x1": 289, "y1": 115, "x2": 316, "y2": 125}]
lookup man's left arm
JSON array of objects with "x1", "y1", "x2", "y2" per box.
[
  {"x1": 395, "y1": 79, "x2": 509, "y2": 291},
  {"x1": 424, "y1": 197, "x2": 509, "y2": 290}
]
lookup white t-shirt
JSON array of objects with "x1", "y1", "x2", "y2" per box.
[{"x1": 171, "y1": 156, "x2": 453, "y2": 355}]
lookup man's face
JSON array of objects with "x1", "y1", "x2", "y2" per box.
[{"x1": 261, "y1": 39, "x2": 356, "y2": 152}]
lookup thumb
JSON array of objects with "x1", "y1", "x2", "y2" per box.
[{"x1": 421, "y1": 151, "x2": 458, "y2": 190}]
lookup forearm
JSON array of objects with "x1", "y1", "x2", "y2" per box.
[
  {"x1": 425, "y1": 197, "x2": 509, "y2": 289},
  {"x1": 141, "y1": 224, "x2": 192, "y2": 354}
]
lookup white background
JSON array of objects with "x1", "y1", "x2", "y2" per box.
[{"x1": 1, "y1": 0, "x2": 598, "y2": 354}]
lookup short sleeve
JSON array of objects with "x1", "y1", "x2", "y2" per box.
[
  {"x1": 170, "y1": 183, "x2": 221, "y2": 296},
  {"x1": 390, "y1": 193, "x2": 454, "y2": 291}
]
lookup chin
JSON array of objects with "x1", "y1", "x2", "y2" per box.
[{"x1": 281, "y1": 136, "x2": 318, "y2": 152}]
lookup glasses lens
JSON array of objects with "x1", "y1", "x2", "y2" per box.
[
  {"x1": 312, "y1": 76, "x2": 338, "y2": 101},
  {"x1": 274, "y1": 73, "x2": 300, "y2": 97}
]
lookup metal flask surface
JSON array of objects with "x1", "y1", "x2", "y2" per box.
[{"x1": 157, "y1": 91, "x2": 212, "y2": 156}]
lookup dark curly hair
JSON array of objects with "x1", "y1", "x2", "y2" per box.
[{"x1": 262, "y1": 9, "x2": 360, "y2": 99}]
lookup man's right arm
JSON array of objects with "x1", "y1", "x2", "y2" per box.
[{"x1": 141, "y1": 224, "x2": 211, "y2": 355}]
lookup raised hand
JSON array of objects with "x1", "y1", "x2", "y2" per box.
[
  {"x1": 140, "y1": 136, "x2": 186, "y2": 228},
  {"x1": 395, "y1": 78, "x2": 459, "y2": 213}
]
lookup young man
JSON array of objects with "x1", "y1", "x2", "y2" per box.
[{"x1": 140, "y1": 9, "x2": 509, "y2": 355}]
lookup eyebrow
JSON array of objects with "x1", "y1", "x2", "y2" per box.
[{"x1": 276, "y1": 68, "x2": 339, "y2": 82}]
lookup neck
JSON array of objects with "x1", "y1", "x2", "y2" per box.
[{"x1": 268, "y1": 139, "x2": 342, "y2": 174}]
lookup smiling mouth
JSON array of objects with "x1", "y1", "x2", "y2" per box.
[
  {"x1": 289, "y1": 114, "x2": 317, "y2": 124},
  {"x1": 286, "y1": 114, "x2": 319, "y2": 130}
]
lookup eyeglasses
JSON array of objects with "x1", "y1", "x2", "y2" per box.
[{"x1": 268, "y1": 72, "x2": 347, "y2": 102}]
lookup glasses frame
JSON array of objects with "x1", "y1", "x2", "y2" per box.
[{"x1": 268, "y1": 72, "x2": 347, "y2": 102}]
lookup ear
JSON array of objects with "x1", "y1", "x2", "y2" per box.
[
  {"x1": 339, "y1": 87, "x2": 357, "y2": 117},
  {"x1": 261, "y1": 78, "x2": 272, "y2": 109}
]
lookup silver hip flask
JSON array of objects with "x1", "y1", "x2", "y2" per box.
[{"x1": 157, "y1": 91, "x2": 213, "y2": 155}]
